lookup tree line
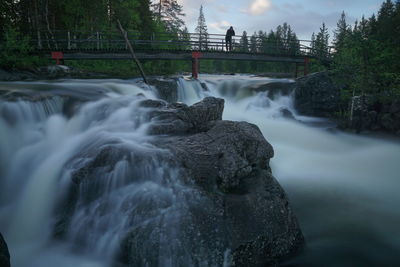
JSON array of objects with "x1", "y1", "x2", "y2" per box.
[{"x1": 330, "y1": 0, "x2": 400, "y2": 104}]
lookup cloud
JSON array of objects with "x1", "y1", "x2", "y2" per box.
[
  {"x1": 247, "y1": 0, "x2": 272, "y2": 16},
  {"x1": 209, "y1": 20, "x2": 231, "y2": 32}
]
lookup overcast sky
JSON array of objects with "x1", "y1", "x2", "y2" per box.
[{"x1": 176, "y1": 0, "x2": 383, "y2": 40}]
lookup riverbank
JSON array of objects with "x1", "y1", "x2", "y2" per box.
[{"x1": 0, "y1": 66, "x2": 116, "y2": 81}]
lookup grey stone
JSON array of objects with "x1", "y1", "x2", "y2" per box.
[
  {"x1": 148, "y1": 96, "x2": 224, "y2": 135},
  {"x1": 0, "y1": 232, "x2": 10, "y2": 267},
  {"x1": 294, "y1": 72, "x2": 341, "y2": 117},
  {"x1": 149, "y1": 78, "x2": 179, "y2": 103}
]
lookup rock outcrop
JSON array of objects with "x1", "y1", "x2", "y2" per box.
[
  {"x1": 0, "y1": 66, "x2": 107, "y2": 81},
  {"x1": 57, "y1": 97, "x2": 303, "y2": 266},
  {"x1": 348, "y1": 96, "x2": 400, "y2": 134},
  {"x1": 148, "y1": 78, "x2": 179, "y2": 103},
  {"x1": 0, "y1": 232, "x2": 10, "y2": 267},
  {"x1": 294, "y1": 72, "x2": 341, "y2": 117}
]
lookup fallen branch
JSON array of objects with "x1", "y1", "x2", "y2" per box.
[{"x1": 116, "y1": 19, "x2": 149, "y2": 84}]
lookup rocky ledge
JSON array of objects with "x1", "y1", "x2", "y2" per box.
[
  {"x1": 294, "y1": 72, "x2": 341, "y2": 117},
  {"x1": 0, "y1": 232, "x2": 10, "y2": 267},
  {"x1": 56, "y1": 96, "x2": 303, "y2": 266}
]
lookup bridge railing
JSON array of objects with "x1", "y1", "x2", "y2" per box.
[{"x1": 29, "y1": 30, "x2": 333, "y2": 59}]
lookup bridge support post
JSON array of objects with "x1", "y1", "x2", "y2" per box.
[
  {"x1": 51, "y1": 52, "x2": 64, "y2": 65},
  {"x1": 304, "y1": 57, "x2": 310, "y2": 76},
  {"x1": 192, "y1": 58, "x2": 199, "y2": 79},
  {"x1": 192, "y1": 52, "x2": 202, "y2": 79}
]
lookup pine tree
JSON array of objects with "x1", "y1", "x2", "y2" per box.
[
  {"x1": 310, "y1": 32, "x2": 316, "y2": 55},
  {"x1": 315, "y1": 23, "x2": 330, "y2": 58},
  {"x1": 376, "y1": 0, "x2": 396, "y2": 41},
  {"x1": 258, "y1": 30, "x2": 267, "y2": 53},
  {"x1": 180, "y1": 26, "x2": 191, "y2": 49},
  {"x1": 151, "y1": 0, "x2": 185, "y2": 32},
  {"x1": 333, "y1": 11, "x2": 350, "y2": 51},
  {"x1": 250, "y1": 32, "x2": 258, "y2": 53},
  {"x1": 195, "y1": 5, "x2": 208, "y2": 50},
  {"x1": 239, "y1": 31, "x2": 249, "y2": 52}
]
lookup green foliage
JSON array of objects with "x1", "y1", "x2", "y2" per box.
[
  {"x1": 312, "y1": 23, "x2": 330, "y2": 58},
  {"x1": 0, "y1": 27, "x2": 43, "y2": 70},
  {"x1": 331, "y1": 0, "x2": 400, "y2": 104},
  {"x1": 151, "y1": 0, "x2": 185, "y2": 32}
]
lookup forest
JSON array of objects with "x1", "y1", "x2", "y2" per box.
[{"x1": 0, "y1": 0, "x2": 399, "y2": 103}]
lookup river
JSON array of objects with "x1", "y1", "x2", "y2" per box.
[{"x1": 0, "y1": 75, "x2": 399, "y2": 266}]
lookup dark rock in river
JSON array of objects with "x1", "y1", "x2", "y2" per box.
[
  {"x1": 57, "y1": 97, "x2": 303, "y2": 266},
  {"x1": 148, "y1": 100, "x2": 302, "y2": 266},
  {"x1": 294, "y1": 72, "x2": 341, "y2": 117},
  {"x1": 253, "y1": 81, "x2": 295, "y2": 99},
  {"x1": 148, "y1": 78, "x2": 179, "y2": 103},
  {"x1": 0, "y1": 232, "x2": 10, "y2": 267},
  {"x1": 147, "y1": 97, "x2": 224, "y2": 135}
]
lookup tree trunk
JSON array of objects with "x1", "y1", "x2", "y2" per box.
[{"x1": 44, "y1": 0, "x2": 58, "y2": 49}]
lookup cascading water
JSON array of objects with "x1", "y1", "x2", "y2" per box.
[{"x1": 0, "y1": 75, "x2": 400, "y2": 266}]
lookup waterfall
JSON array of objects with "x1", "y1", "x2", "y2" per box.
[{"x1": 1, "y1": 75, "x2": 400, "y2": 266}]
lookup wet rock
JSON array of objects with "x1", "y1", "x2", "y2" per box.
[
  {"x1": 253, "y1": 81, "x2": 295, "y2": 98},
  {"x1": 0, "y1": 68, "x2": 38, "y2": 81},
  {"x1": 294, "y1": 72, "x2": 341, "y2": 117},
  {"x1": 0, "y1": 232, "x2": 10, "y2": 267},
  {"x1": 124, "y1": 97, "x2": 302, "y2": 266},
  {"x1": 279, "y1": 107, "x2": 296, "y2": 120},
  {"x1": 348, "y1": 96, "x2": 400, "y2": 134},
  {"x1": 148, "y1": 97, "x2": 224, "y2": 135},
  {"x1": 148, "y1": 78, "x2": 179, "y2": 103},
  {"x1": 157, "y1": 120, "x2": 273, "y2": 192},
  {"x1": 57, "y1": 97, "x2": 303, "y2": 266}
]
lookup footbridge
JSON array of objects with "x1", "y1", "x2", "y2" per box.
[{"x1": 30, "y1": 30, "x2": 332, "y2": 78}]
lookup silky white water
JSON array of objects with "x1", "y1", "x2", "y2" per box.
[{"x1": 0, "y1": 75, "x2": 399, "y2": 266}]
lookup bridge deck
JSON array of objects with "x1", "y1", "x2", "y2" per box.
[
  {"x1": 30, "y1": 30, "x2": 332, "y2": 64},
  {"x1": 41, "y1": 50, "x2": 307, "y2": 63}
]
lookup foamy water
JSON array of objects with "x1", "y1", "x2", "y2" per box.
[{"x1": 0, "y1": 75, "x2": 399, "y2": 266}]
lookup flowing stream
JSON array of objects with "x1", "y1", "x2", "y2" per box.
[{"x1": 0, "y1": 75, "x2": 400, "y2": 266}]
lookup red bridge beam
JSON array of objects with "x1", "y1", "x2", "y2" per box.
[{"x1": 192, "y1": 51, "x2": 202, "y2": 79}]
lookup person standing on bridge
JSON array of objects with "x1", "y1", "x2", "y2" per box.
[{"x1": 225, "y1": 26, "x2": 235, "y2": 51}]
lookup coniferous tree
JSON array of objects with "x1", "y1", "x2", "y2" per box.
[
  {"x1": 151, "y1": 0, "x2": 185, "y2": 32},
  {"x1": 239, "y1": 31, "x2": 249, "y2": 52},
  {"x1": 195, "y1": 5, "x2": 208, "y2": 50},
  {"x1": 310, "y1": 32, "x2": 316, "y2": 53},
  {"x1": 314, "y1": 23, "x2": 330, "y2": 58},
  {"x1": 333, "y1": 11, "x2": 350, "y2": 50},
  {"x1": 249, "y1": 32, "x2": 258, "y2": 53}
]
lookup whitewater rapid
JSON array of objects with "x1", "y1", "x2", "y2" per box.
[{"x1": 0, "y1": 75, "x2": 399, "y2": 266}]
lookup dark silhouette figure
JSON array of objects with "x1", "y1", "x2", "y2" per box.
[{"x1": 225, "y1": 26, "x2": 235, "y2": 51}]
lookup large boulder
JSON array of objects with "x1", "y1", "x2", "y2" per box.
[
  {"x1": 346, "y1": 96, "x2": 400, "y2": 134},
  {"x1": 0, "y1": 232, "x2": 10, "y2": 267},
  {"x1": 148, "y1": 119, "x2": 303, "y2": 266},
  {"x1": 294, "y1": 72, "x2": 341, "y2": 117},
  {"x1": 58, "y1": 97, "x2": 303, "y2": 266}
]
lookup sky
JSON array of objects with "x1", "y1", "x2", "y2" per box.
[{"x1": 176, "y1": 0, "x2": 384, "y2": 40}]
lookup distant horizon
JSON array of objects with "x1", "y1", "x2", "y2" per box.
[{"x1": 176, "y1": 0, "x2": 383, "y2": 40}]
